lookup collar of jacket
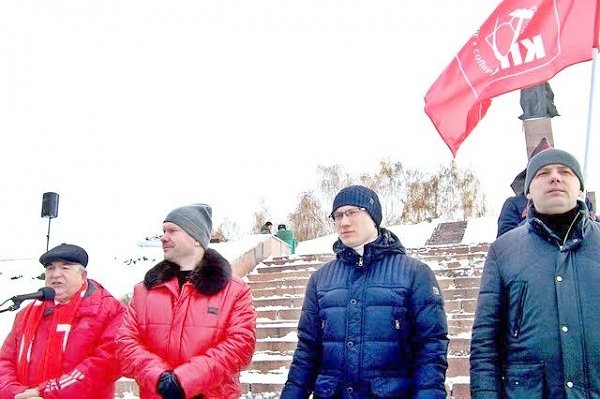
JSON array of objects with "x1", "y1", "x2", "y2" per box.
[
  {"x1": 143, "y1": 248, "x2": 232, "y2": 296},
  {"x1": 333, "y1": 227, "x2": 406, "y2": 267},
  {"x1": 82, "y1": 279, "x2": 97, "y2": 298},
  {"x1": 527, "y1": 200, "x2": 589, "y2": 249}
]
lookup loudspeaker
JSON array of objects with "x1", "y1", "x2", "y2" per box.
[{"x1": 41, "y1": 192, "x2": 59, "y2": 219}]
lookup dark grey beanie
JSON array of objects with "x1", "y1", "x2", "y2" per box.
[
  {"x1": 164, "y1": 203, "x2": 213, "y2": 249},
  {"x1": 331, "y1": 185, "x2": 382, "y2": 226},
  {"x1": 524, "y1": 148, "x2": 584, "y2": 194}
]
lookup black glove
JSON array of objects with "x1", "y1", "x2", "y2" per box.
[{"x1": 157, "y1": 371, "x2": 184, "y2": 399}]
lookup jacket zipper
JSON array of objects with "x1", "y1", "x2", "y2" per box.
[
  {"x1": 513, "y1": 285, "x2": 527, "y2": 337},
  {"x1": 561, "y1": 213, "x2": 580, "y2": 248}
]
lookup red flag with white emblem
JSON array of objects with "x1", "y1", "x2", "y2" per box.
[{"x1": 424, "y1": 0, "x2": 599, "y2": 157}]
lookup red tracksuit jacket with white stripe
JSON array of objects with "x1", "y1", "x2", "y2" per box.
[{"x1": 0, "y1": 280, "x2": 125, "y2": 399}]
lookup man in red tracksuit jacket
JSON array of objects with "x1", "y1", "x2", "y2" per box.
[{"x1": 0, "y1": 243, "x2": 125, "y2": 399}]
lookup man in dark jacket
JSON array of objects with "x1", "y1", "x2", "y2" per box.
[
  {"x1": 496, "y1": 139, "x2": 596, "y2": 238},
  {"x1": 281, "y1": 185, "x2": 448, "y2": 399},
  {"x1": 471, "y1": 149, "x2": 600, "y2": 398}
]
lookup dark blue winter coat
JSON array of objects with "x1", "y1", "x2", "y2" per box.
[
  {"x1": 497, "y1": 194, "x2": 529, "y2": 238},
  {"x1": 471, "y1": 201, "x2": 600, "y2": 399},
  {"x1": 281, "y1": 228, "x2": 448, "y2": 399}
]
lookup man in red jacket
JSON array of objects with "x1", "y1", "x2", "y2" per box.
[
  {"x1": 117, "y1": 203, "x2": 256, "y2": 399},
  {"x1": 0, "y1": 243, "x2": 125, "y2": 399}
]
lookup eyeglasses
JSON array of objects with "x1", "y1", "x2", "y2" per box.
[{"x1": 330, "y1": 207, "x2": 366, "y2": 223}]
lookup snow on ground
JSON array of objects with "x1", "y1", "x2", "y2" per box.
[{"x1": 461, "y1": 216, "x2": 497, "y2": 245}]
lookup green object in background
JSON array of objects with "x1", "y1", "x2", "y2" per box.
[{"x1": 276, "y1": 230, "x2": 297, "y2": 254}]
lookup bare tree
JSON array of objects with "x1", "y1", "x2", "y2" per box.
[
  {"x1": 215, "y1": 218, "x2": 241, "y2": 241},
  {"x1": 255, "y1": 159, "x2": 486, "y2": 243},
  {"x1": 394, "y1": 162, "x2": 486, "y2": 224},
  {"x1": 400, "y1": 169, "x2": 439, "y2": 223},
  {"x1": 317, "y1": 164, "x2": 353, "y2": 207},
  {"x1": 251, "y1": 198, "x2": 271, "y2": 233},
  {"x1": 359, "y1": 160, "x2": 408, "y2": 226},
  {"x1": 435, "y1": 161, "x2": 486, "y2": 220},
  {"x1": 288, "y1": 191, "x2": 330, "y2": 241}
]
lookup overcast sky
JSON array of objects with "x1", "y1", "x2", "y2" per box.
[{"x1": 1, "y1": 0, "x2": 598, "y2": 260}]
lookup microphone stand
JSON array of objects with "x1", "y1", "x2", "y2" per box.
[{"x1": 0, "y1": 297, "x2": 24, "y2": 313}]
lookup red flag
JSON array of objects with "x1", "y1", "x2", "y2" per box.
[
  {"x1": 595, "y1": 2, "x2": 600, "y2": 48},
  {"x1": 425, "y1": 0, "x2": 599, "y2": 157}
]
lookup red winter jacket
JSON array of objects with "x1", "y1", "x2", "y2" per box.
[
  {"x1": 117, "y1": 249, "x2": 256, "y2": 399},
  {"x1": 0, "y1": 280, "x2": 125, "y2": 399}
]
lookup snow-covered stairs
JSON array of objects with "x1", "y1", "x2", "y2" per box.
[{"x1": 240, "y1": 244, "x2": 489, "y2": 399}]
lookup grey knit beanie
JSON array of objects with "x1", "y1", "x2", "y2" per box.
[
  {"x1": 164, "y1": 203, "x2": 212, "y2": 249},
  {"x1": 331, "y1": 185, "x2": 382, "y2": 227},
  {"x1": 524, "y1": 148, "x2": 584, "y2": 194}
]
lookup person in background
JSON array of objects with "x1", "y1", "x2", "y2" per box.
[
  {"x1": 117, "y1": 203, "x2": 256, "y2": 399},
  {"x1": 275, "y1": 223, "x2": 298, "y2": 254},
  {"x1": 260, "y1": 221, "x2": 273, "y2": 234},
  {"x1": 281, "y1": 185, "x2": 448, "y2": 398},
  {"x1": 471, "y1": 149, "x2": 600, "y2": 397},
  {"x1": 0, "y1": 243, "x2": 125, "y2": 399}
]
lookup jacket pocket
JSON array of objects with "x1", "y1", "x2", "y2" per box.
[
  {"x1": 392, "y1": 307, "x2": 411, "y2": 356},
  {"x1": 503, "y1": 362, "x2": 544, "y2": 399},
  {"x1": 507, "y1": 281, "x2": 527, "y2": 338},
  {"x1": 313, "y1": 374, "x2": 340, "y2": 399},
  {"x1": 368, "y1": 377, "x2": 410, "y2": 398}
]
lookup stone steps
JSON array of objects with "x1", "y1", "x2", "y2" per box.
[
  {"x1": 426, "y1": 221, "x2": 469, "y2": 246},
  {"x1": 251, "y1": 261, "x2": 485, "y2": 281}
]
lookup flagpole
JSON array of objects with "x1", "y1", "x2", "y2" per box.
[{"x1": 583, "y1": 47, "x2": 598, "y2": 197}]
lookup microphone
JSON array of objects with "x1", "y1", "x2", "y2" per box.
[{"x1": 11, "y1": 287, "x2": 56, "y2": 303}]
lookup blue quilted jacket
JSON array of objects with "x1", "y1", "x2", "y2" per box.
[{"x1": 281, "y1": 228, "x2": 448, "y2": 399}]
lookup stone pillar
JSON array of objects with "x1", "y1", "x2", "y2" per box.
[{"x1": 522, "y1": 118, "x2": 554, "y2": 159}]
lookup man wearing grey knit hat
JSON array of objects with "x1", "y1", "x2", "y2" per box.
[
  {"x1": 282, "y1": 185, "x2": 449, "y2": 398},
  {"x1": 471, "y1": 148, "x2": 600, "y2": 398},
  {"x1": 164, "y1": 203, "x2": 213, "y2": 251},
  {"x1": 117, "y1": 203, "x2": 256, "y2": 399}
]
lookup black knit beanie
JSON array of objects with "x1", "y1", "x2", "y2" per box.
[{"x1": 331, "y1": 185, "x2": 382, "y2": 227}]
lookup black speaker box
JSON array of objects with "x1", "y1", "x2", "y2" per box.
[{"x1": 41, "y1": 192, "x2": 59, "y2": 218}]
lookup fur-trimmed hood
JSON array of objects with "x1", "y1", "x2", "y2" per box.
[{"x1": 143, "y1": 248, "x2": 232, "y2": 296}]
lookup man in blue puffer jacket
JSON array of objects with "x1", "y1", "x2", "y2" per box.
[
  {"x1": 281, "y1": 185, "x2": 449, "y2": 399},
  {"x1": 471, "y1": 148, "x2": 600, "y2": 398}
]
